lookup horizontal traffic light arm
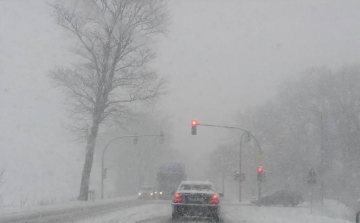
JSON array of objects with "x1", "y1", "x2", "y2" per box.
[
  {"x1": 197, "y1": 123, "x2": 249, "y2": 132},
  {"x1": 196, "y1": 122, "x2": 264, "y2": 154}
]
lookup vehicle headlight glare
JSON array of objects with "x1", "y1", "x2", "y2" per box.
[
  {"x1": 138, "y1": 193, "x2": 141, "y2": 196},
  {"x1": 160, "y1": 191, "x2": 163, "y2": 195},
  {"x1": 151, "y1": 193, "x2": 153, "y2": 195}
]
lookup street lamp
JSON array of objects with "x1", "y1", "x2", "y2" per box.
[
  {"x1": 297, "y1": 106, "x2": 324, "y2": 206},
  {"x1": 192, "y1": 121, "x2": 263, "y2": 203},
  {"x1": 101, "y1": 132, "x2": 164, "y2": 199}
]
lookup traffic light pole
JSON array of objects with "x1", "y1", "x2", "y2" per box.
[
  {"x1": 196, "y1": 123, "x2": 263, "y2": 203},
  {"x1": 239, "y1": 132, "x2": 245, "y2": 202},
  {"x1": 320, "y1": 113, "x2": 324, "y2": 207},
  {"x1": 101, "y1": 132, "x2": 164, "y2": 199},
  {"x1": 297, "y1": 106, "x2": 324, "y2": 206}
]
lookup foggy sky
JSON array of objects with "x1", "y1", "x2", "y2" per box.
[{"x1": 1, "y1": 0, "x2": 360, "y2": 203}]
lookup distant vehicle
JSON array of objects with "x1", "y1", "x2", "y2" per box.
[
  {"x1": 153, "y1": 187, "x2": 162, "y2": 199},
  {"x1": 157, "y1": 163, "x2": 186, "y2": 199},
  {"x1": 250, "y1": 190, "x2": 303, "y2": 207},
  {"x1": 138, "y1": 186, "x2": 155, "y2": 200},
  {"x1": 171, "y1": 181, "x2": 222, "y2": 222}
]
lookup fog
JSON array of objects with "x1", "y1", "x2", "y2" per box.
[{"x1": 1, "y1": 0, "x2": 360, "y2": 209}]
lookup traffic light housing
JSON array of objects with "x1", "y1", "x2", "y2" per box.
[
  {"x1": 240, "y1": 173, "x2": 246, "y2": 182},
  {"x1": 234, "y1": 171, "x2": 246, "y2": 182},
  {"x1": 191, "y1": 119, "x2": 197, "y2": 135},
  {"x1": 234, "y1": 171, "x2": 239, "y2": 181},
  {"x1": 257, "y1": 166, "x2": 264, "y2": 182}
]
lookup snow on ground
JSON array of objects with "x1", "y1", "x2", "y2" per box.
[
  {"x1": 0, "y1": 196, "x2": 137, "y2": 217},
  {"x1": 74, "y1": 200, "x2": 171, "y2": 223},
  {"x1": 222, "y1": 199, "x2": 353, "y2": 223}
]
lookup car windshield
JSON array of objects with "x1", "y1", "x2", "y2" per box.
[
  {"x1": 140, "y1": 187, "x2": 153, "y2": 191},
  {"x1": 2, "y1": 0, "x2": 359, "y2": 222}
]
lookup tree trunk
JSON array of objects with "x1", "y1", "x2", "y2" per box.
[{"x1": 78, "y1": 117, "x2": 100, "y2": 201}]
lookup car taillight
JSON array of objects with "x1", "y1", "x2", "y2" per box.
[
  {"x1": 173, "y1": 193, "x2": 182, "y2": 202},
  {"x1": 210, "y1": 194, "x2": 219, "y2": 204}
]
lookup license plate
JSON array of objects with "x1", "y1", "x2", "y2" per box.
[{"x1": 190, "y1": 197, "x2": 203, "y2": 202}]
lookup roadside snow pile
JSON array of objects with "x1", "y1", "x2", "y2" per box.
[
  {"x1": 74, "y1": 201, "x2": 170, "y2": 223},
  {"x1": 223, "y1": 199, "x2": 353, "y2": 223},
  {"x1": 0, "y1": 196, "x2": 136, "y2": 217},
  {"x1": 320, "y1": 199, "x2": 354, "y2": 221}
]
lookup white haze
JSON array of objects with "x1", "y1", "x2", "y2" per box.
[{"x1": 1, "y1": 0, "x2": 360, "y2": 205}]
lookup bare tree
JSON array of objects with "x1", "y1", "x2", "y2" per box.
[{"x1": 49, "y1": 0, "x2": 168, "y2": 201}]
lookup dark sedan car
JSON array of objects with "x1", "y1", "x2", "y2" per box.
[
  {"x1": 250, "y1": 190, "x2": 303, "y2": 207},
  {"x1": 171, "y1": 181, "x2": 221, "y2": 222}
]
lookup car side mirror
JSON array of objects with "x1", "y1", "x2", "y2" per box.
[
  {"x1": 219, "y1": 193, "x2": 224, "y2": 197},
  {"x1": 171, "y1": 191, "x2": 175, "y2": 195}
]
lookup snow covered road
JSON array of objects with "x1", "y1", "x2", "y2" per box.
[
  {"x1": 0, "y1": 198, "x2": 354, "y2": 223},
  {"x1": 73, "y1": 199, "x2": 354, "y2": 223}
]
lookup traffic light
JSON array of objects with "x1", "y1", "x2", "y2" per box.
[
  {"x1": 191, "y1": 119, "x2": 197, "y2": 135},
  {"x1": 257, "y1": 166, "x2": 263, "y2": 182},
  {"x1": 234, "y1": 171, "x2": 240, "y2": 181},
  {"x1": 240, "y1": 173, "x2": 246, "y2": 182}
]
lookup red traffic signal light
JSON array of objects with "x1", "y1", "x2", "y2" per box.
[
  {"x1": 191, "y1": 119, "x2": 197, "y2": 126},
  {"x1": 191, "y1": 119, "x2": 197, "y2": 135},
  {"x1": 257, "y1": 166, "x2": 263, "y2": 172}
]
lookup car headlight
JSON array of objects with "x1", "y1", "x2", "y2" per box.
[
  {"x1": 155, "y1": 191, "x2": 157, "y2": 194},
  {"x1": 160, "y1": 191, "x2": 163, "y2": 195},
  {"x1": 151, "y1": 193, "x2": 153, "y2": 195},
  {"x1": 138, "y1": 193, "x2": 141, "y2": 196}
]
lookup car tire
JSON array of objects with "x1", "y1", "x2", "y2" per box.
[
  {"x1": 172, "y1": 212, "x2": 179, "y2": 221},
  {"x1": 213, "y1": 214, "x2": 220, "y2": 222}
]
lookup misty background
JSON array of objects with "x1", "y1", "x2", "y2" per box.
[{"x1": 1, "y1": 0, "x2": 360, "y2": 207}]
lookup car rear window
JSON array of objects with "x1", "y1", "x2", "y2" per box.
[{"x1": 179, "y1": 184, "x2": 212, "y2": 191}]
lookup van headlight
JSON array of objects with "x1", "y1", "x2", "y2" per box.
[
  {"x1": 160, "y1": 191, "x2": 163, "y2": 195},
  {"x1": 151, "y1": 193, "x2": 153, "y2": 196},
  {"x1": 138, "y1": 193, "x2": 141, "y2": 196}
]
